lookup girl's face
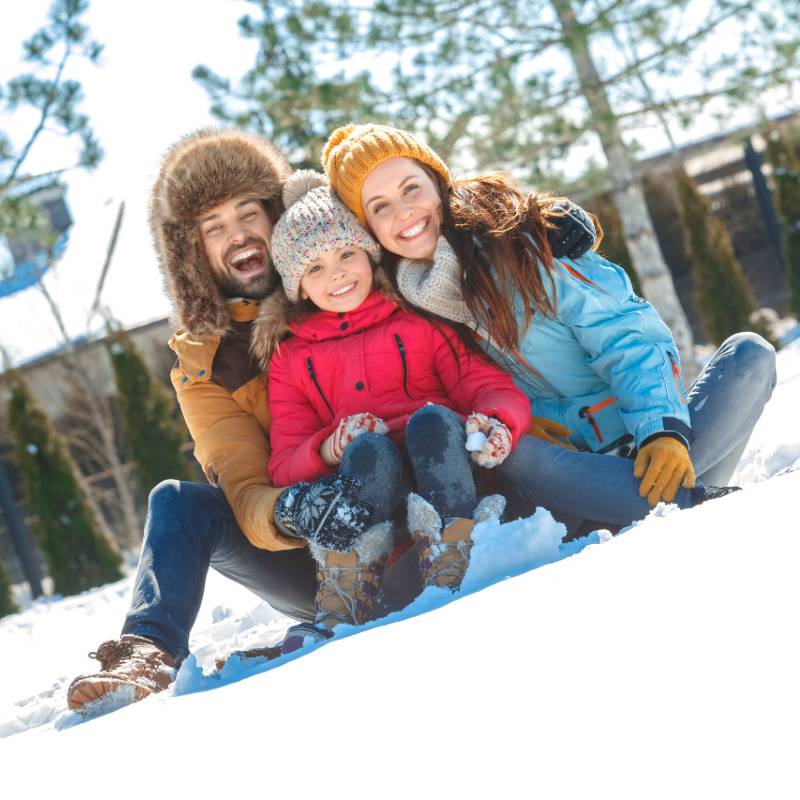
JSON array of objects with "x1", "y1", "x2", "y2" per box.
[
  {"x1": 299, "y1": 246, "x2": 374, "y2": 313},
  {"x1": 361, "y1": 158, "x2": 442, "y2": 261}
]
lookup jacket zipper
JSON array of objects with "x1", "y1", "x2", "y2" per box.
[
  {"x1": 393, "y1": 334, "x2": 412, "y2": 399},
  {"x1": 578, "y1": 396, "x2": 617, "y2": 444},
  {"x1": 667, "y1": 351, "x2": 686, "y2": 405},
  {"x1": 306, "y1": 357, "x2": 334, "y2": 417}
]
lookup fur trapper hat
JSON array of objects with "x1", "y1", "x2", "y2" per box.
[
  {"x1": 271, "y1": 170, "x2": 382, "y2": 302},
  {"x1": 149, "y1": 128, "x2": 291, "y2": 337}
]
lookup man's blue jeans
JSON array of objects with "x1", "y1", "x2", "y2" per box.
[
  {"x1": 121, "y1": 481, "x2": 319, "y2": 663},
  {"x1": 495, "y1": 332, "x2": 777, "y2": 535}
]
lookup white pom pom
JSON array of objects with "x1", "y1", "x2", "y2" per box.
[{"x1": 282, "y1": 170, "x2": 329, "y2": 208}]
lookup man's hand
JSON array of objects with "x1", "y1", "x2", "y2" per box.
[
  {"x1": 465, "y1": 412, "x2": 513, "y2": 468},
  {"x1": 321, "y1": 413, "x2": 389, "y2": 466},
  {"x1": 273, "y1": 474, "x2": 375, "y2": 551},
  {"x1": 633, "y1": 436, "x2": 696, "y2": 506},
  {"x1": 529, "y1": 416, "x2": 576, "y2": 450},
  {"x1": 544, "y1": 200, "x2": 597, "y2": 260}
]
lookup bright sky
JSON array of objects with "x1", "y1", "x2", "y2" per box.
[{"x1": 0, "y1": 0, "x2": 259, "y2": 366}]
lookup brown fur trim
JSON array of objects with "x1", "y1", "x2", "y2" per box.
[
  {"x1": 149, "y1": 128, "x2": 292, "y2": 338},
  {"x1": 250, "y1": 292, "x2": 293, "y2": 370}
]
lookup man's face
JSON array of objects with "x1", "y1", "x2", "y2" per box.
[{"x1": 198, "y1": 197, "x2": 274, "y2": 299}]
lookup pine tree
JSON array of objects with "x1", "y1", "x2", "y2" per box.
[
  {"x1": 674, "y1": 169, "x2": 757, "y2": 345},
  {"x1": 0, "y1": 561, "x2": 17, "y2": 617},
  {"x1": 765, "y1": 129, "x2": 800, "y2": 318},
  {"x1": 5, "y1": 372, "x2": 122, "y2": 596},
  {"x1": 105, "y1": 328, "x2": 191, "y2": 496}
]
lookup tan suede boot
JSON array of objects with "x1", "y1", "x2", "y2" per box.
[
  {"x1": 67, "y1": 635, "x2": 176, "y2": 714},
  {"x1": 311, "y1": 521, "x2": 394, "y2": 629},
  {"x1": 408, "y1": 493, "x2": 506, "y2": 592}
]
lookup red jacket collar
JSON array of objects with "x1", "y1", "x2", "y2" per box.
[{"x1": 289, "y1": 291, "x2": 399, "y2": 342}]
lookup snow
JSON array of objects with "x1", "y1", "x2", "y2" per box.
[
  {"x1": 2, "y1": 334, "x2": 800, "y2": 798},
  {"x1": 465, "y1": 430, "x2": 488, "y2": 451}
]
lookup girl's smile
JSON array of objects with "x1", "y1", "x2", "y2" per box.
[{"x1": 299, "y1": 246, "x2": 374, "y2": 312}]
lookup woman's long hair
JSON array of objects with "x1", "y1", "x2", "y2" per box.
[{"x1": 386, "y1": 167, "x2": 569, "y2": 353}]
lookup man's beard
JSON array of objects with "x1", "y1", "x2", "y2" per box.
[{"x1": 214, "y1": 253, "x2": 279, "y2": 301}]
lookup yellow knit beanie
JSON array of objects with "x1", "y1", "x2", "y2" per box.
[{"x1": 321, "y1": 123, "x2": 451, "y2": 223}]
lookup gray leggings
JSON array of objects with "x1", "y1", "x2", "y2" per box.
[{"x1": 495, "y1": 332, "x2": 777, "y2": 536}]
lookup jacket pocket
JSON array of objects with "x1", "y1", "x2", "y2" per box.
[
  {"x1": 666, "y1": 350, "x2": 687, "y2": 405},
  {"x1": 573, "y1": 396, "x2": 631, "y2": 453}
]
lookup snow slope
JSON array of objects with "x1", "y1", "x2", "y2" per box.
[{"x1": 1, "y1": 336, "x2": 799, "y2": 798}]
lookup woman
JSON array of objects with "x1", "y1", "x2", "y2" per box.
[{"x1": 321, "y1": 123, "x2": 777, "y2": 536}]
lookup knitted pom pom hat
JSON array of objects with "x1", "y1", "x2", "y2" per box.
[
  {"x1": 321, "y1": 123, "x2": 451, "y2": 223},
  {"x1": 271, "y1": 170, "x2": 382, "y2": 302}
]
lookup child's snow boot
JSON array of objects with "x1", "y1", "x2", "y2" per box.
[
  {"x1": 281, "y1": 522, "x2": 394, "y2": 653},
  {"x1": 407, "y1": 493, "x2": 506, "y2": 592}
]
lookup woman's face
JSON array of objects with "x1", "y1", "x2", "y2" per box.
[{"x1": 361, "y1": 157, "x2": 442, "y2": 261}]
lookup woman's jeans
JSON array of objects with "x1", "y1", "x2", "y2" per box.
[
  {"x1": 495, "y1": 332, "x2": 777, "y2": 536},
  {"x1": 122, "y1": 405, "x2": 475, "y2": 662}
]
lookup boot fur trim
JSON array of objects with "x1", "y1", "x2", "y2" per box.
[
  {"x1": 407, "y1": 493, "x2": 443, "y2": 541},
  {"x1": 308, "y1": 520, "x2": 394, "y2": 565},
  {"x1": 473, "y1": 494, "x2": 506, "y2": 524}
]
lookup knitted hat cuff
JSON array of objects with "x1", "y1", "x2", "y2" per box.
[
  {"x1": 272, "y1": 171, "x2": 382, "y2": 302},
  {"x1": 322, "y1": 123, "x2": 451, "y2": 223}
]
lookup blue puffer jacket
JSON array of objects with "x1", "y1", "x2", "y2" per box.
[{"x1": 486, "y1": 250, "x2": 692, "y2": 454}]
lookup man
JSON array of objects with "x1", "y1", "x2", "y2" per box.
[
  {"x1": 66, "y1": 128, "x2": 596, "y2": 714},
  {"x1": 67, "y1": 129, "x2": 325, "y2": 713}
]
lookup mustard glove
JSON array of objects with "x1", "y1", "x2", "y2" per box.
[
  {"x1": 633, "y1": 436, "x2": 696, "y2": 506},
  {"x1": 529, "y1": 417, "x2": 576, "y2": 450}
]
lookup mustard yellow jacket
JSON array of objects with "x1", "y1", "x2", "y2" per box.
[{"x1": 169, "y1": 299, "x2": 303, "y2": 552}]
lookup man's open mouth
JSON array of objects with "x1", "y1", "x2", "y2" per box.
[{"x1": 228, "y1": 246, "x2": 265, "y2": 273}]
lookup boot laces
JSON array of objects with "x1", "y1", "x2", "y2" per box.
[
  {"x1": 89, "y1": 639, "x2": 135, "y2": 671},
  {"x1": 316, "y1": 565, "x2": 365, "y2": 626},
  {"x1": 88, "y1": 638, "x2": 167, "y2": 671},
  {"x1": 424, "y1": 538, "x2": 473, "y2": 588}
]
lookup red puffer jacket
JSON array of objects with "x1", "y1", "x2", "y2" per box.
[{"x1": 267, "y1": 292, "x2": 531, "y2": 485}]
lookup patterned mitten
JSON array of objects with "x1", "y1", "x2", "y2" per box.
[
  {"x1": 465, "y1": 412, "x2": 513, "y2": 468},
  {"x1": 273, "y1": 474, "x2": 375, "y2": 551},
  {"x1": 321, "y1": 413, "x2": 389, "y2": 466}
]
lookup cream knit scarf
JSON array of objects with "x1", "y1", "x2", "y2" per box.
[{"x1": 395, "y1": 236, "x2": 484, "y2": 331}]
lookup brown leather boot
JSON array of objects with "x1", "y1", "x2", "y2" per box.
[{"x1": 67, "y1": 635, "x2": 176, "y2": 714}]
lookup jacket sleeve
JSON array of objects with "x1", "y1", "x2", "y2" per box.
[
  {"x1": 554, "y1": 252, "x2": 692, "y2": 448},
  {"x1": 169, "y1": 332, "x2": 303, "y2": 552},
  {"x1": 430, "y1": 323, "x2": 532, "y2": 448},
  {"x1": 267, "y1": 344, "x2": 337, "y2": 486}
]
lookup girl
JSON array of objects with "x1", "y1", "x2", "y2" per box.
[
  {"x1": 322, "y1": 123, "x2": 776, "y2": 536},
  {"x1": 254, "y1": 170, "x2": 532, "y2": 634}
]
